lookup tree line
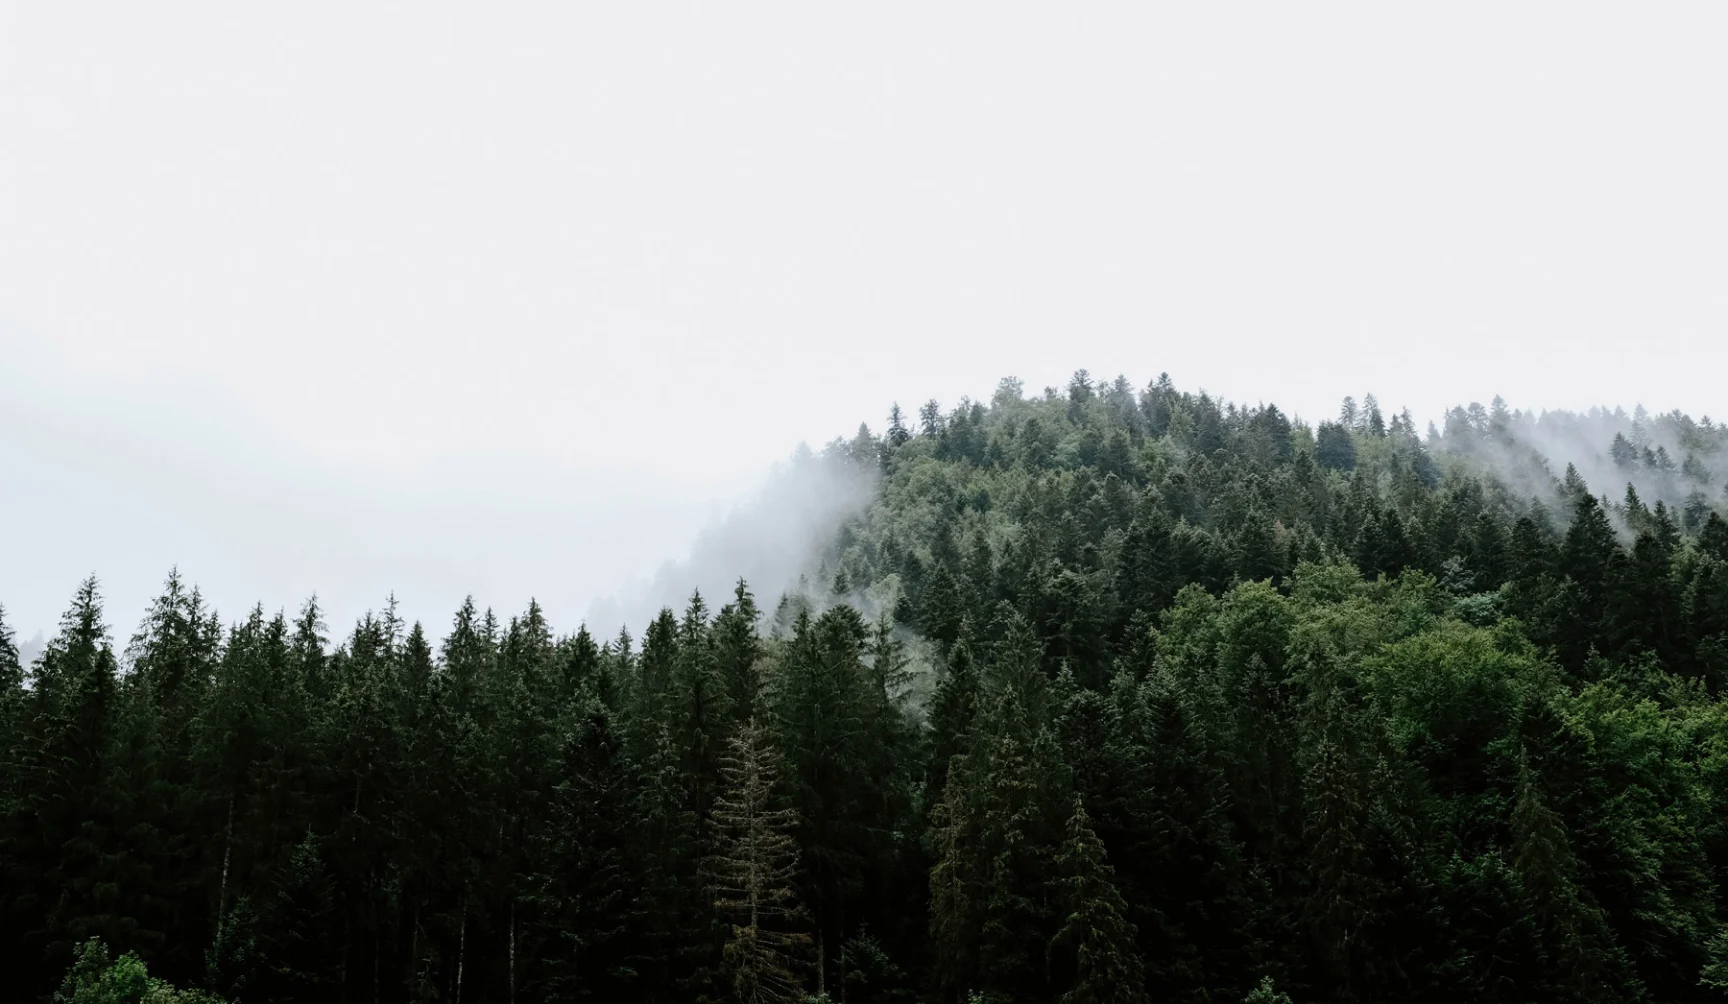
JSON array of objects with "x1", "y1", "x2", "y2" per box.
[{"x1": 6, "y1": 370, "x2": 1728, "y2": 1003}]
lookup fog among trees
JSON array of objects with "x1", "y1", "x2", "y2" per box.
[{"x1": 7, "y1": 372, "x2": 1728, "y2": 1003}]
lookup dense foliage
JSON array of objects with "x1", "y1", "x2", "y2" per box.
[{"x1": 6, "y1": 372, "x2": 1728, "y2": 1003}]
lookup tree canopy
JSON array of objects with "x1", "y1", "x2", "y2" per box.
[{"x1": 7, "y1": 373, "x2": 1728, "y2": 1002}]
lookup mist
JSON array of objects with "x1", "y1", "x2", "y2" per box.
[
  {"x1": 583, "y1": 440, "x2": 880, "y2": 642},
  {"x1": 13, "y1": 632, "x2": 43, "y2": 673},
  {"x1": 1430, "y1": 399, "x2": 1728, "y2": 530},
  {"x1": 7, "y1": 2, "x2": 1728, "y2": 656}
]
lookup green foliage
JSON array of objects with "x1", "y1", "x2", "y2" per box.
[
  {"x1": 1242, "y1": 976, "x2": 1295, "y2": 1004},
  {"x1": 55, "y1": 938, "x2": 227, "y2": 1004},
  {"x1": 710, "y1": 719, "x2": 811, "y2": 1003},
  {"x1": 7, "y1": 377, "x2": 1728, "y2": 1002},
  {"x1": 1052, "y1": 797, "x2": 1147, "y2": 1004}
]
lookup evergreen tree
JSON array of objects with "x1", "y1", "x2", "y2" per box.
[
  {"x1": 920, "y1": 400, "x2": 945, "y2": 438},
  {"x1": 926, "y1": 635, "x2": 981, "y2": 816},
  {"x1": 1051, "y1": 797, "x2": 1147, "y2": 1004},
  {"x1": 1511, "y1": 754, "x2": 1608, "y2": 1001},
  {"x1": 0, "y1": 600, "x2": 24, "y2": 785},
  {"x1": 1554, "y1": 492, "x2": 1621, "y2": 672},
  {"x1": 9, "y1": 377, "x2": 1728, "y2": 1001},
  {"x1": 774, "y1": 607, "x2": 875, "y2": 995},
  {"x1": 715, "y1": 580, "x2": 765, "y2": 723},
  {"x1": 1611, "y1": 433, "x2": 1638, "y2": 470},
  {"x1": 887, "y1": 404, "x2": 913, "y2": 450},
  {"x1": 1314, "y1": 422, "x2": 1357, "y2": 472},
  {"x1": 708, "y1": 720, "x2": 811, "y2": 1004},
  {"x1": 15, "y1": 579, "x2": 128, "y2": 980},
  {"x1": 529, "y1": 702, "x2": 642, "y2": 1000},
  {"x1": 257, "y1": 833, "x2": 341, "y2": 1002},
  {"x1": 1363, "y1": 395, "x2": 1385, "y2": 438}
]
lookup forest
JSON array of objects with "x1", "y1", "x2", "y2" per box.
[{"x1": 7, "y1": 372, "x2": 1728, "y2": 1003}]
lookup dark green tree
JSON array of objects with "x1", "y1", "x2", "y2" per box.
[{"x1": 1051, "y1": 797, "x2": 1147, "y2": 1004}]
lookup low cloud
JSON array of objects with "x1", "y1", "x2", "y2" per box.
[
  {"x1": 583, "y1": 444, "x2": 880, "y2": 641},
  {"x1": 1430, "y1": 399, "x2": 1727, "y2": 528}
]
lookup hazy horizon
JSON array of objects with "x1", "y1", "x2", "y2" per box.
[{"x1": 6, "y1": 2, "x2": 1726, "y2": 646}]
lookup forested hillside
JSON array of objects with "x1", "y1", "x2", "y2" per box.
[{"x1": 6, "y1": 372, "x2": 1728, "y2": 1003}]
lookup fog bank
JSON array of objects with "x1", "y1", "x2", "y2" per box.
[
  {"x1": 1431, "y1": 400, "x2": 1728, "y2": 527},
  {"x1": 584, "y1": 444, "x2": 880, "y2": 641}
]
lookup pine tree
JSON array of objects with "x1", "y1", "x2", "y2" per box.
[
  {"x1": 528, "y1": 702, "x2": 642, "y2": 1000},
  {"x1": 15, "y1": 578, "x2": 128, "y2": 976},
  {"x1": 1511, "y1": 753, "x2": 1606, "y2": 1000},
  {"x1": 987, "y1": 610, "x2": 1048, "y2": 715},
  {"x1": 929, "y1": 687, "x2": 1070, "y2": 1004},
  {"x1": 1338, "y1": 396, "x2": 1359, "y2": 430},
  {"x1": 715, "y1": 580, "x2": 765, "y2": 724},
  {"x1": 887, "y1": 404, "x2": 912, "y2": 449},
  {"x1": 773, "y1": 606, "x2": 874, "y2": 995},
  {"x1": 1363, "y1": 395, "x2": 1385, "y2": 438},
  {"x1": 708, "y1": 720, "x2": 810, "y2": 1004},
  {"x1": 634, "y1": 608, "x2": 682, "y2": 732},
  {"x1": 1610, "y1": 432, "x2": 1638, "y2": 470},
  {"x1": 1314, "y1": 422, "x2": 1357, "y2": 472},
  {"x1": 288, "y1": 597, "x2": 328, "y2": 701},
  {"x1": 920, "y1": 400, "x2": 944, "y2": 438},
  {"x1": 926, "y1": 635, "x2": 981, "y2": 817},
  {"x1": 0, "y1": 601, "x2": 29, "y2": 983},
  {"x1": 928, "y1": 758, "x2": 982, "y2": 1002},
  {"x1": 1701, "y1": 511, "x2": 1728, "y2": 563},
  {"x1": 1554, "y1": 492, "x2": 1621, "y2": 671},
  {"x1": 1298, "y1": 638, "x2": 1380, "y2": 1004},
  {"x1": 920, "y1": 563, "x2": 968, "y2": 655},
  {"x1": 126, "y1": 568, "x2": 220, "y2": 720},
  {"x1": 971, "y1": 699, "x2": 1067, "y2": 1002},
  {"x1": 257, "y1": 834, "x2": 342, "y2": 1002},
  {"x1": 441, "y1": 596, "x2": 494, "y2": 717},
  {"x1": 0, "y1": 600, "x2": 23, "y2": 784},
  {"x1": 670, "y1": 589, "x2": 734, "y2": 920},
  {"x1": 1052, "y1": 797, "x2": 1147, "y2": 1004}
]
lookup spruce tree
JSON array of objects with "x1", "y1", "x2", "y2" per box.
[
  {"x1": 1051, "y1": 797, "x2": 1147, "y2": 1004},
  {"x1": 887, "y1": 404, "x2": 912, "y2": 449},
  {"x1": 715, "y1": 580, "x2": 765, "y2": 724},
  {"x1": 1363, "y1": 394, "x2": 1385, "y2": 438},
  {"x1": 529, "y1": 702, "x2": 642, "y2": 1000},
  {"x1": 926, "y1": 635, "x2": 981, "y2": 818},
  {"x1": 708, "y1": 720, "x2": 810, "y2": 1004},
  {"x1": 16, "y1": 578, "x2": 127, "y2": 977},
  {"x1": 257, "y1": 834, "x2": 342, "y2": 1002},
  {"x1": 0, "y1": 601, "x2": 23, "y2": 804},
  {"x1": 1511, "y1": 754, "x2": 1606, "y2": 1000},
  {"x1": 1314, "y1": 422, "x2": 1357, "y2": 472},
  {"x1": 774, "y1": 606, "x2": 873, "y2": 995}
]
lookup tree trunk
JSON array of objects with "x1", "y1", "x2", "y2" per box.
[
  {"x1": 214, "y1": 792, "x2": 235, "y2": 950},
  {"x1": 456, "y1": 906, "x2": 466, "y2": 1004},
  {"x1": 509, "y1": 899, "x2": 517, "y2": 1004},
  {"x1": 407, "y1": 905, "x2": 419, "y2": 997}
]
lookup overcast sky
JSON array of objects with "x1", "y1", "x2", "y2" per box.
[{"x1": 4, "y1": 3, "x2": 1725, "y2": 645}]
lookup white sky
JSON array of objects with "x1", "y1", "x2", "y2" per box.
[{"x1": 4, "y1": 3, "x2": 1726, "y2": 644}]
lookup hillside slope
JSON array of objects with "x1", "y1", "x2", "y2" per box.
[{"x1": 4, "y1": 372, "x2": 1728, "y2": 1004}]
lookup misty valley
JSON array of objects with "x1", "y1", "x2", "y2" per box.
[{"x1": 10, "y1": 372, "x2": 1728, "y2": 1004}]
